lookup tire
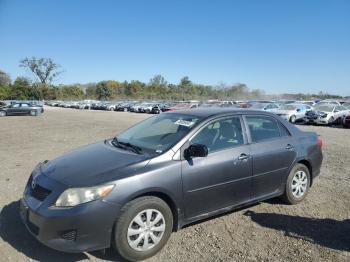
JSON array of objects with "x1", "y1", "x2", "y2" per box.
[
  {"x1": 0, "y1": 111, "x2": 6, "y2": 117},
  {"x1": 281, "y1": 163, "x2": 310, "y2": 205},
  {"x1": 113, "y1": 196, "x2": 173, "y2": 262},
  {"x1": 289, "y1": 115, "x2": 296, "y2": 123},
  {"x1": 30, "y1": 110, "x2": 38, "y2": 116}
]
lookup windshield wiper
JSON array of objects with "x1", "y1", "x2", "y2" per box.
[
  {"x1": 119, "y1": 141, "x2": 142, "y2": 155},
  {"x1": 111, "y1": 137, "x2": 125, "y2": 149}
]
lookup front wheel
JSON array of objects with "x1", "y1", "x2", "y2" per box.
[
  {"x1": 281, "y1": 163, "x2": 310, "y2": 204},
  {"x1": 30, "y1": 110, "x2": 38, "y2": 116},
  {"x1": 289, "y1": 115, "x2": 296, "y2": 123},
  {"x1": 113, "y1": 196, "x2": 173, "y2": 261}
]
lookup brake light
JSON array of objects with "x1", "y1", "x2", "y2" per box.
[{"x1": 317, "y1": 136, "x2": 323, "y2": 150}]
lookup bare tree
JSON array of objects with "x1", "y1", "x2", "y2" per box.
[{"x1": 19, "y1": 57, "x2": 63, "y2": 85}]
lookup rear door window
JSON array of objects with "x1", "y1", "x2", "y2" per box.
[{"x1": 245, "y1": 115, "x2": 281, "y2": 142}]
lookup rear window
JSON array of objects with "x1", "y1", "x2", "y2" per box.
[{"x1": 245, "y1": 116, "x2": 281, "y2": 142}]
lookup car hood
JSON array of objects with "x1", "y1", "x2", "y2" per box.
[{"x1": 39, "y1": 140, "x2": 151, "y2": 187}]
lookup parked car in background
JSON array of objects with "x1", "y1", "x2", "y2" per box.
[
  {"x1": 296, "y1": 100, "x2": 317, "y2": 107},
  {"x1": 150, "y1": 102, "x2": 177, "y2": 114},
  {"x1": 249, "y1": 102, "x2": 279, "y2": 111},
  {"x1": 276, "y1": 100, "x2": 296, "y2": 106},
  {"x1": 0, "y1": 102, "x2": 44, "y2": 117},
  {"x1": 343, "y1": 113, "x2": 350, "y2": 128},
  {"x1": 342, "y1": 102, "x2": 350, "y2": 110},
  {"x1": 220, "y1": 103, "x2": 240, "y2": 108},
  {"x1": 20, "y1": 108, "x2": 323, "y2": 261},
  {"x1": 317, "y1": 100, "x2": 341, "y2": 106},
  {"x1": 271, "y1": 103, "x2": 312, "y2": 123},
  {"x1": 309, "y1": 105, "x2": 349, "y2": 125},
  {"x1": 0, "y1": 101, "x2": 8, "y2": 108},
  {"x1": 117, "y1": 102, "x2": 137, "y2": 112},
  {"x1": 138, "y1": 103, "x2": 158, "y2": 113},
  {"x1": 162, "y1": 102, "x2": 197, "y2": 112}
]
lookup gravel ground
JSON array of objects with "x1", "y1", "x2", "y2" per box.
[{"x1": 0, "y1": 107, "x2": 349, "y2": 262}]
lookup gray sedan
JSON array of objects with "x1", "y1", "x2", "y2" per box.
[
  {"x1": 20, "y1": 108, "x2": 323, "y2": 261},
  {"x1": 0, "y1": 102, "x2": 44, "y2": 117}
]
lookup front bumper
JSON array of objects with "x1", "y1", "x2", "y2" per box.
[
  {"x1": 20, "y1": 175, "x2": 121, "y2": 253},
  {"x1": 313, "y1": 118, "x2": 330, "y2": 125}
]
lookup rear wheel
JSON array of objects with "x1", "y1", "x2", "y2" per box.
[
  {"x1": 0, "y1": 111, "x2": 6, "y2": 117},
  {"x1": 113, "y1": 196, "x2": 173, "y2": 261},
  {"x1": 281, "y1": 163, "x2": 310, "y2": 204}
]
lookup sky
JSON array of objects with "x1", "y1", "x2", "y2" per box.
[{"x1": 0, "y1": 0, "x2": 349, "y2": 96}]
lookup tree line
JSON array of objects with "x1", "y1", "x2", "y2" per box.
[{"x1": 0, "y1": 57, "x2": 345, "y2": 101}]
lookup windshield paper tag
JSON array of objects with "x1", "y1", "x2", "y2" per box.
[{"x1": 175, "y1": 119, "x2": 195, "y2": 127}]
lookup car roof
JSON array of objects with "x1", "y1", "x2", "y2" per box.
[{"x1": 167, "y1": 107, "x2": 278, "y2": 119}]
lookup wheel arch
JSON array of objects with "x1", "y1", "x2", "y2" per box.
[
  {"x1": 129, "y1": 191, "x2": 180, "y2": 232},
  {"x1": 297, "y1": 159, "x2": 313, "y2": 186}
]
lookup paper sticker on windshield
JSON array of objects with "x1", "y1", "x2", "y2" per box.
[{"x1": 175, "y1": 119, "x2": 195, "y2": 127}]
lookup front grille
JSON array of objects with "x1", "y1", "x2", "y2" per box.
[
  {"x1": 61, "y1": 230, "x2": 77, "y2": 241},
  {"x1": 28, "y1": 176, "x2": 52, "y2": 201}
]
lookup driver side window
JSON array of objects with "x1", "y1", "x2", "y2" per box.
[{"x1": 190, "y1": 117, "x2": 244, "y2": 153}]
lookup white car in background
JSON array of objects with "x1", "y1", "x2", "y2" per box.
[
  {"x1": 271, "y1": 103, "x2": 313, "y2": 123},
  {"x1": 296, "y1": 100, "x2": 317, "y2": 106},
  {"x1": 313, "y1": 104, "x2": 349, "y2": 125},
  {"x1": 317, "y1": 100, "x2": 341, "y2": 106}
]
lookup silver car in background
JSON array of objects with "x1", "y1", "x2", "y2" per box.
[
  {"x1": 271, "y1": 103, "x2": 313, "y2": 123},
  {"x1": 312, "y1": 104, "x2": 349, "y2": 125}
]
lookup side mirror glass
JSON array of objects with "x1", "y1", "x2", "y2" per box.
[{"x1": 184, "y1": 144, "x2": 208, "y2": 159}]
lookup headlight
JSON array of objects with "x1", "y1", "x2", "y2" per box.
[{"x1": 55, "y1": 184, "x2": 115, "y2": 207}]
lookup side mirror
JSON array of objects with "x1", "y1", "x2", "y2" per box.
[
  {"x1": 184, "y1": 144, "x2": 208, "y2": 159},
  {"x1": 334, "y1": 110, "x2": 339, "y2": 113},
  {"x1": 296, "y1": 108, "x2": 301, "y2": 112}
]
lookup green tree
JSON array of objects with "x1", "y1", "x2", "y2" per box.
[
  {"x1": 11, "y1": 77, "x2": 31, "y2": 100},
  {"x1": 0, "y1": 85, "x2": 11, "y2": 100},
  {"x1": 95, "y1": 81, "x2": 111, "y2": 100}
]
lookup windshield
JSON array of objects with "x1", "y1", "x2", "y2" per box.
[
  {"x1": 280, "y1": 105, "x2": 296, "y2": 110},
  {"x1": 117, "y1": 113, "x2": 202, "y2": 154},
  {"x1": 315, "y1": 105, "x2": 333, "y2": 112}
]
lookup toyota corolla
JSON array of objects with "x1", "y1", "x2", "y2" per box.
[{"x1": 20, "y1": 108, "x2": 323, "y2": 261}]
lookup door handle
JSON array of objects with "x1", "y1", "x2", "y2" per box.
[
  {"x1": 285, "y1": 144, "x2": 294, "y2": 150},
  {"x1": 238, "y1": 153, "x2": 250, "y2": 161}
]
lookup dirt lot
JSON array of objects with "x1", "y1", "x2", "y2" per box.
[{"x1": 0, "y1": 107, "x2": 349, "y2": 262}]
